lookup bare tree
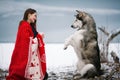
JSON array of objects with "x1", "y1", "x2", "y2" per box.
[{"x1": 98, "y1": 27, "x2": 120, "y2": 62}]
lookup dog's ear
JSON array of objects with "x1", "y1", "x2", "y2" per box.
[
  {"x1": 76, "y1": 10, "x2": 84, "y2": 17},
  {"x1": 76, "y1": 10, "x2": 80, "y2": 13},
  {"x1": 76, "y1": 10, "x2": 83, "y2": 13}
]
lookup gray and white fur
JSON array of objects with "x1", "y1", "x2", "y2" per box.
[{"x1": 64, "y1": 10, "x2": 101, "y2": 78}]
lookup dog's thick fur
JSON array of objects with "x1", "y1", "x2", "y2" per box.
[{"x1": 64, "y1": 10, "x2": 101, "y2": 78}]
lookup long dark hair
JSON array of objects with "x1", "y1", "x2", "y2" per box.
[{"x1": 22, "y1": 8, "x2": 37, "y2": 29}]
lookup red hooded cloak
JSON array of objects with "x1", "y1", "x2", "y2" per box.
[{"x1": 6, "y1": 21, "x2": 46, "y2": 80}]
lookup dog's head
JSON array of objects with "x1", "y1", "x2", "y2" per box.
[
  {"x1": 71, "y1": 10, "x2": 87, "y2": 30},
  {"x1": 71, "y1": 17, "x2": 82, "y2": 30},
  {"x1": 71, "y1": 10, "x2": 93, "y2": 30}
]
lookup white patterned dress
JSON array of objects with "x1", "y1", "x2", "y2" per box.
[{"x1": 25, "y1": 37, "x2": 42, "y2": 80}]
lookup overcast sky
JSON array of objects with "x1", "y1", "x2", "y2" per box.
[{"x1": 0, "y1": 0, "x2": 120, "y2": 43}]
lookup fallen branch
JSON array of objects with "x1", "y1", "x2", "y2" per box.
[{"x1": 111, "y1": 51, "x2": 119, "y2": 63}]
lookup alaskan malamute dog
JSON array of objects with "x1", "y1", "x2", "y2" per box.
[{"x1": 64, "y1": 10, "x2": 101, "y2": 78}]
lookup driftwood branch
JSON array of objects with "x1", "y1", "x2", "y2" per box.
[
  {"x1": 106, "y1": 29, "x2": 120, "y2": 57},
  {"x1": 107, "y1": 29, "x2": 120, "y2": 42},
  {"x1": 98, "y1": 27, "x2": 120, "y2": 62},
  {"x1": 111, "y1": 51, "x2": 119, "y2": 63},
  {"x1": 98, "y1": 27, "x2": 109, "y2": 36}
]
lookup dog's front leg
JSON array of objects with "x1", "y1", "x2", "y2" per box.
[
  {"x1": 64, "y1": 38, "x2": 70, "y2": 50},
  {"x1": 64, "y1": 35, "x2": 73, "y2": 50}
]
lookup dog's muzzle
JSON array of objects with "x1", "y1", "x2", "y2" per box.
[{"x1": 71, "y1": 25, "x2": 75, "y2": 28}]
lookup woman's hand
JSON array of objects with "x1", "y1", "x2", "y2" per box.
[{"x1": 40, "y1": 32, "x2": 45, "y2": 38}]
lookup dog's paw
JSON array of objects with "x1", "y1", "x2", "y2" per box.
[
  {"x1": 73, "y1": 73, "x2": 81, "y2": 80},
  {"x1": 63, "y1": 46, "x2": 67, "y2": 50}
]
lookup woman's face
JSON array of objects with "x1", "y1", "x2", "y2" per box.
[{"x1": 28, "y1": 12, "x2": 37, "y2": 23}]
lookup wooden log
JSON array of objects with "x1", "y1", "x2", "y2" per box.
[{"x1": 111, "y1": 51, "x2": 119, "y2": 63}]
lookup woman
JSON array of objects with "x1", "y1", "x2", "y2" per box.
[{"x1": 6, "y1": 8, "x2": 48, "y2": 80}]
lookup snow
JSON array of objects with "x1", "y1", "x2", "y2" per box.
[
  {"x1": 0, "y1": 43, "x2": 77, "y2": 70},
  {"x1": 0, "y1": 43, "x2": 120, "y2": 70}
]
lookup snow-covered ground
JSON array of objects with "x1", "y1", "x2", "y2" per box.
[
  {"x1": 0, "y1": 43, "x2": 120, "y2": 71},
  {"x1": 0, "y1": 43, "x2": 77, "y2": 70}
]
